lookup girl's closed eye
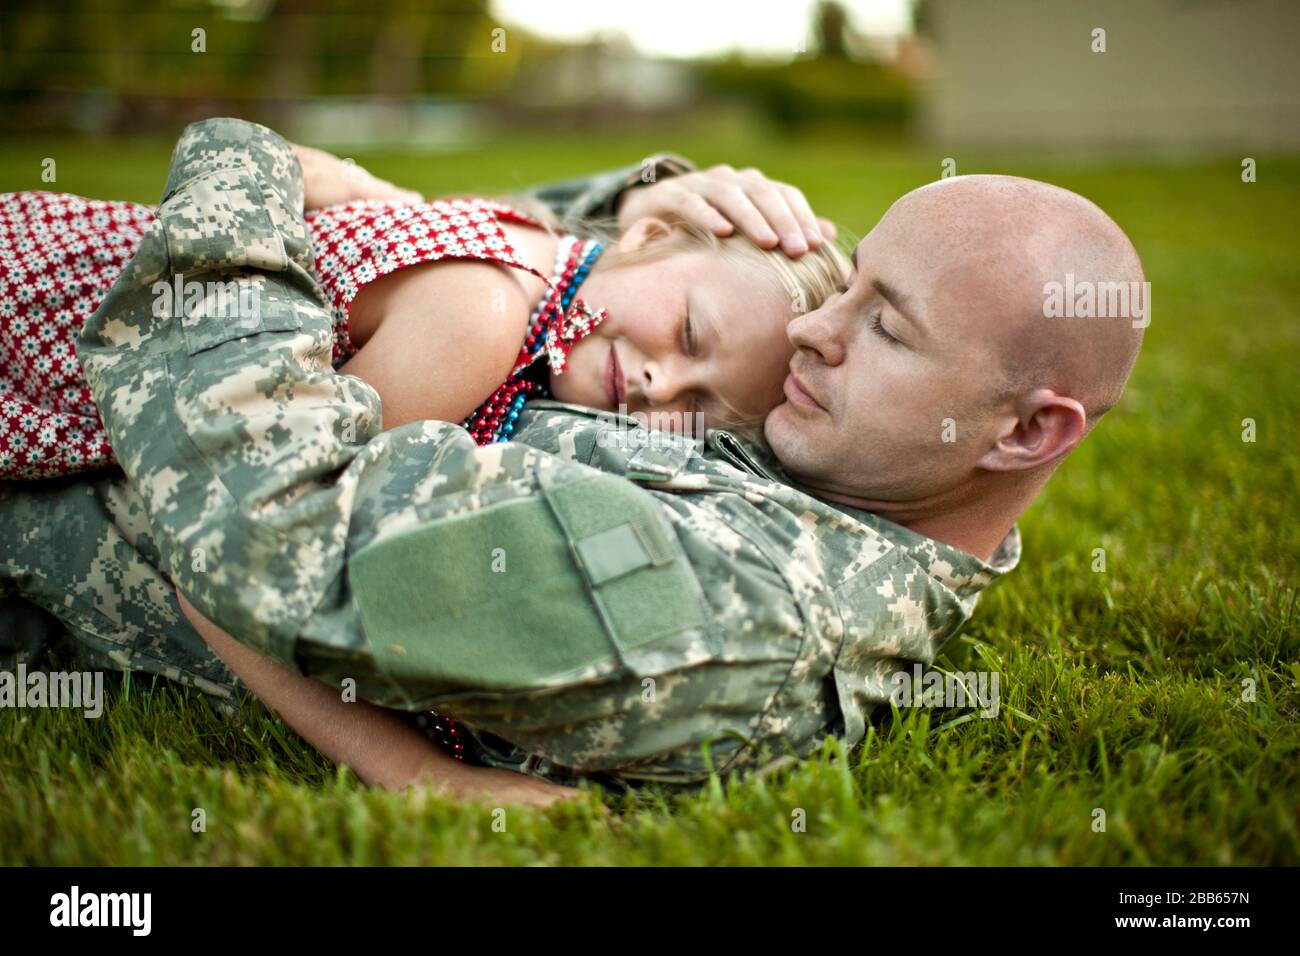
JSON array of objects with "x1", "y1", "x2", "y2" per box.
[
  {"x1": 676, "y1": 310, "x2": 704, "y2": 420},
  {"x1": 681, "y1": 309, "x2": 697, "y2": 356}
]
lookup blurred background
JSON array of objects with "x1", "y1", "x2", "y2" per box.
[{"x1": 4, "y1": 0, "x2": 1299, "y2": 178}]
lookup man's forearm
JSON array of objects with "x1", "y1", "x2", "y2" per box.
[
  {"x1": 178, "y1": 593, "x2": 475, "y2": 792},
  {"x1": 79, "y1": 117, "x2": 376, "y2": 668},
  {"x1": 176, "y1": 594, "x2": 586, "y2": 805}
]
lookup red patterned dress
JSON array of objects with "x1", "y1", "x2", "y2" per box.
[{"x1": 0, "y1": 190, "x2": 605, "y2": 481}]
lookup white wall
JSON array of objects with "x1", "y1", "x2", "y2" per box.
[{"x1": 921, "y1": 0, "x2": 1300, "y2": 150}]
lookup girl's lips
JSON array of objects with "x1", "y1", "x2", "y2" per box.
[{"x1": 604, "y1": 343, "x2": 626, "y2": 408}]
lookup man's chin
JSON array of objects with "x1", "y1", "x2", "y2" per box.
[
  {"x1": 768, "y1": 401, "x2": 838, "y2": 464},
  {"x1": 762, "y1": 403, "x2": 801, "y2": 455}
]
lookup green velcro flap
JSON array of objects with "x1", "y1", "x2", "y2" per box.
[
  {"x1": 574, "y1": 521, "x2": 673, "y2": 585},
  {"x1": 542, "y1": 472, "x2": 705, "y2": 650},
  {"x1": 574, "y1": 524, "x2": 647, "y2": 585},
  {"x1": 350, "y1": 496, "x2": 617, "y2": 694}
]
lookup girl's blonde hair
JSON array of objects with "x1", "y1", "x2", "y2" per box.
[{"x1": 504, "y1": 195, "x2": 854, "y2": 434}]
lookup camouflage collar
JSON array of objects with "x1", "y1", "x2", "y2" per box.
[
  {"x1": 706, "y1": 427, "x2": 1021, "y2": 600},
  {"x1": 839, "y1": 505, "x2": 1021, "y2": 604}
]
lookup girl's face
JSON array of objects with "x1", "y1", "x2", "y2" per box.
[{"x1": 549, "y1": 226, "x2": 795, "y2": 435}]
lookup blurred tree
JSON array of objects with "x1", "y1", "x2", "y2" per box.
[
  {"x1": 370, "y1": 0, "x2": 435, "y2": 97},
  {"x1": 699, "y1": 0, "x2": 914, "y2": 135},
  {"x1": 815, "y1": 0, "x2": 850, "y2": 60},
  {"x1": 266, "y1": 0, "x2": 316, "y2": 118}
]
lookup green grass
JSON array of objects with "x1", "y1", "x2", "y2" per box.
[{"x1": 2, "y1": 129, "x2": 1297, "y2": 865}]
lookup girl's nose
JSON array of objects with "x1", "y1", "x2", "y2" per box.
[{"x1": 641, "y1": 358, "x2": 689, "y2": 406}]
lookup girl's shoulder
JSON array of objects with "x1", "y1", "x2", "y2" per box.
[{"x1": 337, "y1": 231, "x2": 552, "y2": 426}]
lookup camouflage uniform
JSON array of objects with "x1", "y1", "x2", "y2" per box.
[{"x1": 1, "y1": 119, "x2": 1018, "y2": 791}]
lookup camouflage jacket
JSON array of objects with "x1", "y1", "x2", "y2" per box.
[{"x1": 17, "y1": 118, "x2": 1019, "y2": 790}]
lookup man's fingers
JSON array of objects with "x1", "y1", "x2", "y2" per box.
[
  {"x1": 674, "y1": 188, "x2": 735, "y2": 236},
  {"x1": 739, "y1": 176, "x2": 808, "y2": 255},
  {"x1": 777, "y1": 183, "x2": 824, "y2": 248},
  {"x1": 345, "y1": 163, "x2": 421, "y2": 204},
  {"x1": 697, "y1": 179, "x2": 779, "y2": 248},
  {"x1": 625, "y1": 164, "x2": 828, "y2": 256},
  {"x1": 496, "y1": 783, "x2": 586, "y2": 809},
  {"x1": 372, "y1": 175, "x2": 422, "y2": 204}
]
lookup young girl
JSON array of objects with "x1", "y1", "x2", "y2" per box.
[{"x1": 0, "y1": 143, "x2": 850, "y2": 481}]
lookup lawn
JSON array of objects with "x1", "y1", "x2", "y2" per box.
[{"x1": 1, "y1": 128, "x2": 1297, "y2": 865}]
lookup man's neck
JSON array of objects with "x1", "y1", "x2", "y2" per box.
[{"x1": 800, "y1": 471, "x2": 1042, "y2": 564}]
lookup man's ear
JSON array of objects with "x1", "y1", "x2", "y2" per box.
[
  {"x1": 976, "y1": 388, "x2": 1087, "y2": 472},
  {"x1": 617, "y1": 216, "x2": 675, "y2": 253}
]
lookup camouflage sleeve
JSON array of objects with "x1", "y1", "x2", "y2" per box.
[
  {"x1": 524, "y1": 152, "x2": 695, "y2": 229},
  {"x1": 162, "y1": 118, "x2": 305, "y2": 233},
  {"x1": 77, "y1": 116, "x2": 373, "y2": 666}
]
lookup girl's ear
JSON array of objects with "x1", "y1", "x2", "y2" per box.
[{"x1": 618, "y1": 216, "x2": 675, "y2": 253}]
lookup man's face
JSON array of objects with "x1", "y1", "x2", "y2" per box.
[{"x1": 764, "y1": 195, "x2": 1013, "y2": 504}]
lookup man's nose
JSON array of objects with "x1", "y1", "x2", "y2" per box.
[{"x1": 787, "y1": 303, "x2": 847, "y2": 366}]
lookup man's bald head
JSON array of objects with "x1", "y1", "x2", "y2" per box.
[
  {"x1": 766, "y1": 172, "x2": 1147, "y2": 544},
  {"x1": 887, "y1": 174, "x2": 1146, "y2": 424}
]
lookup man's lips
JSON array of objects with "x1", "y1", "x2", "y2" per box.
[
  {"x1": 604, "y1": 343, "x2": 626, "y2": 408},
  {"x1": 783, "y1": 370, "x2": 825, "y2": 412}
]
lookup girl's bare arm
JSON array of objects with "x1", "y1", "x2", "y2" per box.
[{"x1": 176, "y1": 591, "x2": 585, "y2": 808}]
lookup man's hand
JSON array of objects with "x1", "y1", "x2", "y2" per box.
[
  {"x1": 434, "y1": 766, "x2": 593, "y2": 810},
  {"x1": 617, "y1": 163, "x2": 837, "y2": 257},
  {"x1": 292, "y1": 143, "x2": 423, "y2": 211}
]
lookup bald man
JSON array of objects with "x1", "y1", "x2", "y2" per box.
[
  {"x1": 772, "y1": 174, "x2": 1147, "y2": 563},
  {"x1": 3, "y1": 121, "x2": 1146, "y2": 797}
]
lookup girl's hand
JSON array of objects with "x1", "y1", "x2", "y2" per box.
[
  {"x1": 292, "y1": 143, "x2": 423, "y2": 210},
  {"x1": 617, "y1": 163, "x2": 836, "y2": 257}
]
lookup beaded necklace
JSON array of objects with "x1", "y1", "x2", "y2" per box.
[{"x1": 462, "y1": 235, "x2": 605, "y2": 445}]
